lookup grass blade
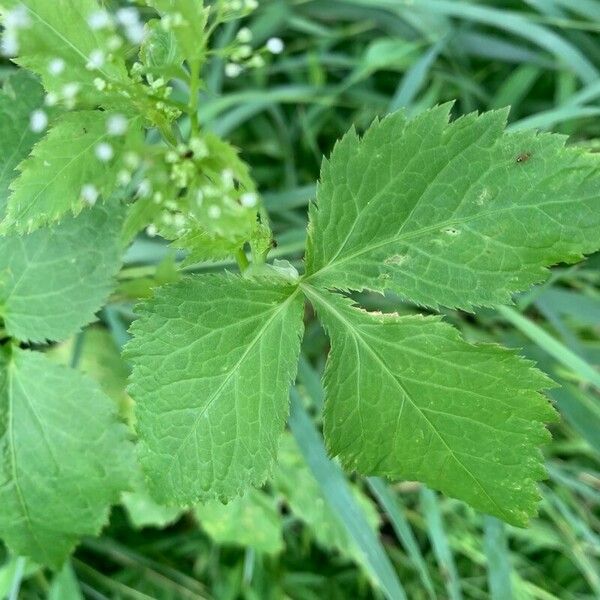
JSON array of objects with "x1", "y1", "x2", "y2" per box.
[
  {"x1": 483, "y1": 517, "x2": 513, "y2": 600},
  {"x1": 497, "y1": 305, "x2": 600, "y2": 389},
  {"x1": 420, "y1": 488, "x2": 462, "y2": 600},
  {"x1": 368, "y1": 477, "x2": 436, "y2": 598},
  {"x1": 289, "y1": 389, "x2": 406, "y2": 600}
]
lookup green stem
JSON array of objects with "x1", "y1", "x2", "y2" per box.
[
  {"x1": 188, "y1": 59, "x2": 202, "y2": 137},
  {"x1": 236, "y1": 248, "x2": 250, "y2": 273}
]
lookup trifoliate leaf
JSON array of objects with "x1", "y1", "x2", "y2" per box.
[
  {"x1": 303, "y1": 285, "x2": 557, "y2": 526},
  {"x1": 0, "y1": 0, "x2": 131, "y2": 108},
  {"x1": 127, "y1": 274, "x2": 304, "y2": 505},
  {"x1": 0, "y1": 71, "x2": 46, "y2": 217},
  {"x1": 306, "y1": 105, "x2": 600, "y2": 310},
  {"x1": 0, "y1": 202, "x2": 123, "y2": 343},
  {"x1": 3, "y1": 110, "x2": 140, "y2": 232},
  {"x1": 0, "y1": 346, "x2": 134, "y2": 567},
  {"x1": 194, "y1": 489, "x2": 283, "y2": 554}
]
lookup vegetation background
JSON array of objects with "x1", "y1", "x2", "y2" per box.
[{"x1": 2, "y1": 0, "x2": 600, "y2": 598}]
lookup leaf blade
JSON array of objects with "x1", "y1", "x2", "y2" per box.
[
  {"x1": 306, "y1": 105, "x2": 600, "y2": 310},
  {"x1": 0, "y1": 202, "x2": 123, "y2": 343},
  {"x1": 0, "y1": 347, "x2": 133, "y2": 568},
  {"x1": 304, "y1": 285, "x2": 557, "y2": 526},
  {"x1": 4, "y1": 111, "x2": 139, "y2": 232},
  {"x1": 127, "y1": 274, "x2": 304, "y2": 504}
]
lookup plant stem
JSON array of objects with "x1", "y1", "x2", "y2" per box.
[
  {"x1": 188, "y1": 60, "x2": 201, "y2": 138},
  {"x1": 236, "y1": 248, "x2": 250, "y2": 273}
]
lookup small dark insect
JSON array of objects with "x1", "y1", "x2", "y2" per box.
[
  {"x1": 181, "y1": 150, "x2": 194, "y2": 159},
  {"x1": 271, "y1": 238, "x2": 278, "y2": 249},
  {"x1": 516, "y1": 152, "x2": 531, "y2": 163},
  {"x1": 83, "y1": 127, "x2": 88, "y2": 134}
]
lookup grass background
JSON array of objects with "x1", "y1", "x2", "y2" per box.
[{"x1": 2, "y1": 0, "x2": 600, "y2": 598}]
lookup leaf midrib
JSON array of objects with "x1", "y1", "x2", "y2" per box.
[{"x1": 163, "y1": 285, "x2": 302, "y2": 471}]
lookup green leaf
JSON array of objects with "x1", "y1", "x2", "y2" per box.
[
  {"x1": 145, "y1": 0, "x2": 209, "y2": 62},
  {"x1": 122, "y1": 133, "x2": 258, "y2": 263},
  {"x1": 140, "y1": 19, "x2": 184, "y2": 77},
  {"x1": 122, "y1": 473, "x2": 184, "y2": 530},
  {"x1": 194, "y1": 488, "x2": 284, "y2": 554},
  {"x1": 0, "y1": 71, "x2": 46, "y2": 218},
  {"x1": 3, "y1": 111, "x2": 140, "y2": 232},
  {"x1": 127, "y1": 274, "x2": 304, "y2": 505},
  {"x1": 47, "y1": 327, "x2": 132, "y2": 419},
  {"x1": 303, "y1": 285, "x2": 557, "y2": 526},
  {"x1": 0, "y1": 202, "x2": 123, "y2": 343},
  {"x1": 0, "y1": 346, "x2": 133, "y2": 568},
  {"x1": 305, "y1": 105, "x2": 600, "y2": 310},
  {"x1": 1, "y1": 0, "x2": 131, "y2": 108}
]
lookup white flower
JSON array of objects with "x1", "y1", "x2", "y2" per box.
[
  {"x1": 224, "y1": 63, "x2": 243, "y2": 78},
  {"x1": 137, "y1": 179, "x2": 152, "y2": 198},
  {"x1": 146, "y1": 224, "x2": 158, "y2": 237},
  {"x1": 1, "y1": 32, "x2": 19, "y2": 57},
  {"x1": 87, "y1": 10, "x2": 111, "y2": 30},
  {"x1": 95, "y1": 142, "x2": 114, "y2": 162},
  {"x1": 48, "y1": 58, "x2": 65, "y2": 75},
  {"x1": 125, "y1": 23, "x2": 145, "y2": 44},
  {"x1": 86, "y1": 49, "x2": 105, "y2": 70},
  {"x1": 266, "y1": 37, "x2": 284, "y2": 54},
  {"x1": 240, "y1": 192, "x2": 258, "y2": 207},
  {"x1": 107, "y1": 114, "x2": 128, "y2": 136},
  {"x1": 4, "y1": 6, "x2": 30, "y2": 29},
  {"x1": 115, "y1": 7, "x2": 139, "y2": 27},
  {"x1": 245, "y1": 0, "x2": 258, "y2": 10},
  {"x1": 29, "y1": 109, "x2": 48, "y2": 133},
  {"x1": 94, "y1": 77, "x2": 107, "y2": 91},
  {"x1": 81, "y1": 184, "x2": 99, "y2": 205},
  {"x1": 236, "y1": 27, "x2": 252, "y2": 43},
  {"x1": 208, "y1": 205, "x2": 221, "y2": 219},
  {"x1": 62, "y1": 82, "x2": 80, "y2": 99}
]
